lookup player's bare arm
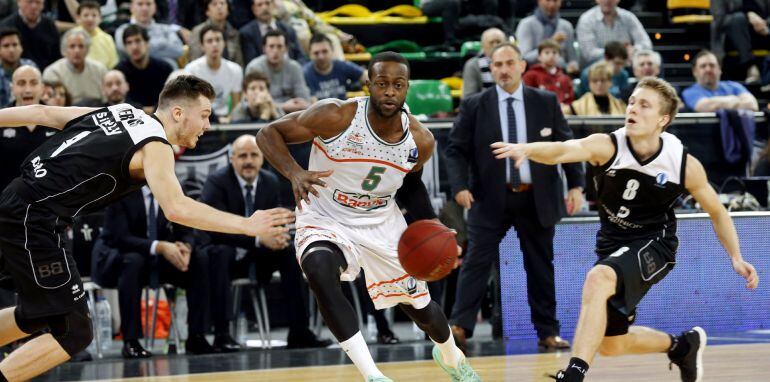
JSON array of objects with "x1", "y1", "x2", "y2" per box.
[
  {"x1": 683, "y1": 154, "x2": 759, "y2": 289},
  {"x1": 491, "y1": 133, "x2": 615, "y2": 167},
  {"x1": 0, "y1": 105, "x2": 97, "y2": 130},
  {"x1": 137, "y1": 141, "x2": 293, "y2": 239},
  {"x1": 257, "y1": 99, "x2": 358, "y2": 208}
]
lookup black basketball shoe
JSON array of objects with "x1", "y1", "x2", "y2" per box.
[{"x1": 669, "y1": 326, "x2": 707, "y2": 382}]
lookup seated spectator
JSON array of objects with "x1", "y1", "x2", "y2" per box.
[
  {"x1": 42, "y1": 28, "x2": 107, "y2": 104},
  {"x1": 619, "y1": 49, "x2": 662, "y2": 102},
  {"x1": 0, "y1": 65, "x2": 56, "y2": 190},
  {"x1": 116, "y1": 25, "x2": 174, "y2": 113},
  {"x1": 189, "y1": 0, "x2": 243, "y2": 66},
  {"x1": 522, "y1": 39, "x2": 574, "y2": 114},
  {"x1": 516, "y1": 0, "x2": 579, "y2": 74},
  {"x1": 711, "y1": 0, "x2": 766, "y2": 83},
  {"x1": 115, "y1": 0, "x2": 187, "y2": 68},
  {"x1": 577, "y1": 40, "x2": 629, "y2": 98},
  {"x1": 97, "y1": 187, "x2": 234, "y2": 357},
  {"x1": 0, "y1": 0, "x2": 60, "y2": 69},
  {"x1": 41, "y1": 80, "x2": 69, "y2": 106},
  {"x1": 231, "y1": 71, "x2": 284, "y2": 122},
  {"x1": 185, "y1": 25, "x2": 242, "y2": 122},
  {"x1": 682, "y1": 50, "x2": 759, "y2": 112},
  {"x1": 239, "y1": 0, "x2": 305, "y2": 64},
  {"x1": 575, "y1": 0, "x2": 652, "y2": 66},
  {"x1": 0, "y1": 27, "x2": 36, "y2": 82},
  {"x1": 462, "y1": 27, "x2": 507, "y2": 98},
  {"x1": 73, "y1": 0, "x2": 118, "y2": 69},
  {"x1": 245, "y1": 30, "x2": 310, "y2": 113},
  {"x1": 568, "y1": 62, "x2": 626, "y2": 116},
  {"x1": 199, "y1": 134, "x2": 331, "y2": 349},
  {"x1": 102, "y1": 70, "x2": 136, "y2": 107},
  {"x1": 303, "y1": 34, "x2": 366, "y2": 101}
]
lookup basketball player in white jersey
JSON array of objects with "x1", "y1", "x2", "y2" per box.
[
  {"x1": 257, "y1": 52, "x2": 481, "y2": 382},
  {"x1": 491, "y1": 77, "x2": 759, "y2": 382}
]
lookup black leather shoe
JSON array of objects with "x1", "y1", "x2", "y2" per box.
[
  {"x1": 185, "y1": 334, "x2": 216, "y2": 354},
  {"x1": 286, "y1": 329, "x2": 333, "y2": 349},
  {"x1": 122, "y1": 339, "x2": 152, "y2": 359},
  {"x1": 213, "y1": 334, "x2": 242, "y2": 353},
  {"x1": 376, "y1": 330, "x2": 400, "y2": 345}
]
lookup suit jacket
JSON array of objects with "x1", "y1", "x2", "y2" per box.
[
  {"x1": 238, "y1": 19, "x2": 306, "y2": 65},
  {"x1": 445, "y1": 85, "x2": 585, "y2": 228},
  {"x1": 100, "y1": 189, "x2": 194, "y2": 255},
  {"x1": 199, "y1": 165, "x2": 282, "y2": 249}
]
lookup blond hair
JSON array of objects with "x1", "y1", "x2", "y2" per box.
[
  {"x1": 587, "y1": 62, "x2": 613, "y2": 81},
  {"x1": 634, "y1": 77, "x2": 680, "y2": 128}
]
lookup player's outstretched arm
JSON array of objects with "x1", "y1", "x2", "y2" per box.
[
  {"x1": 141, "y1": 141, "x2": 294, "y2": 239},
  {"x1": 491, "y1": 133, "x2": 615, "y2": 167},
  {"x1": 0, "y1": 105, "x2": 97, "y2": 130},
  {"x1": 685, "y1": 154, "x2": 759, "y2": 289},
  {"x1": 257, "y1": 99, "x2": 355, "y2": 208}
]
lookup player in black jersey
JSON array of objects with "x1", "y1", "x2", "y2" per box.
[
  {"x1": 0, "y1": 75, "x2": 293, "y2": 381},
  {"x1": 492, "y1": 77, "x2": 759, "y2": 382}
]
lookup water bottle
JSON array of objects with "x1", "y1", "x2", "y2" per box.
[
  {"x1": 86, "y1": 298, "x2": 98, "y2": 354},
  {"x1": 95, "y1": 297, "x2": 112, "y2": 352},
  {"x1": 175, "y1": 289, "x2": 188, "y2": 341},
  {"x1": 366, "y1": 314, "x2": 376, "y2": 342},
  {"x1": 236, "y1": 313, "x2": 248, "y2": 346}
]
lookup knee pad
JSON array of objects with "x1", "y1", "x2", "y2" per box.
[
  {"x1": 300, "y1": 241, "x2": 346, "y2": 279},
  {"x1": 48, "y1": 306, "x2": 93, "y2": 356},
  {"x1": 13, "y1": 307, "x2": 48, "y2": 335}
]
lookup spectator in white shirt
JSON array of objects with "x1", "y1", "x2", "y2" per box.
[{"x1": 575, "y1": 0, "x2": 652, "y2": 66}]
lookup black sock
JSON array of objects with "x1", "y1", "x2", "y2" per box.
[
  {"x1": 0, "y1": 369, "x2": 8, "y2": 382},
  {"x1": 564, "y1": 357, "x2": 589, "y2": 380},
  {"x1": 668, "y1": 333, "x2": 690, "y2": 360}
]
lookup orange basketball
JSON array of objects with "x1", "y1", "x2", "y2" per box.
[{"x1": 398, "y1": 220, "x2": 458, "y2": 282}]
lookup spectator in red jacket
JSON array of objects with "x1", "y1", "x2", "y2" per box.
[{"x1": 523, "y1": 39, "x2": 574, "y2": 114}]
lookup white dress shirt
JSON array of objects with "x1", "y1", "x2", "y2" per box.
[{"x1": 496, "y1": 84, "x2": 532, "y2": 184}]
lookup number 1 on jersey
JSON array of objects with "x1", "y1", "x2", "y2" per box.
[{"x1": 362, "y1": 166, "x2": 386, "y2": 191}]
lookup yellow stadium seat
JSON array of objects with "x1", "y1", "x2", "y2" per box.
[
  {"x1": 440, "y1": 77, "x2": 463, "y2": 91},
  {"x1": 318, "y1": 4, "x2": 429, "y2": 25},
  {"x1": 344, "y1": 52, "x2": 373, "y2": 62},
  {"x1": 671, "y1": 14, "x2": 713, "y2": 23},
  {"x1": 667, "y1": 0, "x2": 709, "y2": 9}
]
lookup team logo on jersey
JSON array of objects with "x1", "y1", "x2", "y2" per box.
[
  {"x1": 333, "y1": 189, "x2": 391, "y2": 211},
  {"x1": 346, "y1": 132, "x2": 365, "y2": 147},
  {"x1": 655, "y1": 172, "x2": 668, "y2": 187},
  {"x1": 606, "y1": 170, "x2": 616, "y2": 177},
  {"x1": 93, "y1": 112, "x2": 124, "y2": 136},
  {"x1": 407, "y1": 148, "x2": 419, "y2": 163},
  {"x1": 405, "y1": 277, "x2": 418, "y2": 295}
]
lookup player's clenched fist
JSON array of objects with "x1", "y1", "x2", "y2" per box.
[{"x1": 247, "y1": 207, "x2": 295, "y2": 239}]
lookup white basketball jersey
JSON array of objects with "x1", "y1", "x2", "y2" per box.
[{"x1": 300, "y1": 97, "x2": 419, "y2": 226}]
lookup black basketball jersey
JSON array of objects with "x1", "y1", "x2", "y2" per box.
[
  {"x1": 8, "y1": 104, "x2": 169, "y2": 218},
  {"x1": 594, "y1": 128, "x2": 688, "y2": 249}
]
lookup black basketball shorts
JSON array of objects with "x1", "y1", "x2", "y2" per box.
[
  {"x1": 0, "y1": 187, "x2": 87, "y2": 319},
  {"x1": 596, "y1": 236, "x2": 677, "y2": 336}
]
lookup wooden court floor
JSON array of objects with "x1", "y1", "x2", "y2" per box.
[{"x1": 86, "y1": 343, "x2": 769, "y2": 381}]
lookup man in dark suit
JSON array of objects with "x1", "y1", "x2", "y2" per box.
[
  {"x1": 445, "y1": 43, "x2": 585, "y2": 352},
  {"x1": 98, "y1": 186, "x2": 239, "y2": 358},
  {"x1": 238, "y1": 0, "x2": 305, "y2": 64},
  {"x1": 199, "y1": 134, "x2": 330, "y2": 348}
]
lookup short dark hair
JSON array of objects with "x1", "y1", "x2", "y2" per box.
[
  {"x1": 537, "y1": 39, "x2": 561, "y2": 55},
  {"x1": 604, "y1": 41, "x2": 628, "y2": 60},
  {"x1": 243, "y1": 71, "x2": 270, "y2": 91},
  {"x1": 158, "y1": 75, "x2": 216, "y2": 110},
  {"x1": 0, "y1": 27, "x2": 20, "y2": 42},
  {"x1": 262, "y1": 29, "x2": 286, "y2": 47},
  {"x1": 122, "y1": 24, "x2": 149, "y2": 44},
  {"x1": 368, "y1": 51, "x2": 410, "y2": 77},
  {"x1": 309, "y1": 33, "x2": 332, "y2": 48},
  {"x1": 692, "y1": 49, "x2": 718, "y2": 69},
  {"x1": 77, "y1": 0, "x2": 101, "y2": 15},
  {"x1": 199, "y1": 24, "x2": 224, "y2": 45},
  {"x1": 490, "y1": 42, "x2": 522, "y2": 60},
  {"x1": 204, "y1": 0, "x2": 229, "y2": 11}
]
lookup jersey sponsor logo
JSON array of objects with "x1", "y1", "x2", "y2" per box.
[
  {"x1": 617, "y1": 206, "x2": 631, "y2": 218},
  {"x1": 346, "y1": 132, "x2": 365, "y2": 146},
  {"x1": 407, "y1": 147, "x2": 419, "y2": 164},
  {"x1": 606, "y1": 170, "x2": 616, "y2": 177},
  {"x1": 655, "y1": 172, "x2": 668, "y2": 187},
  {"x1": 30, "y1": 156, "x2": 47, "y2": 178},
  {"x1": 93, "y1": 112, "x2": 124, "y2": 135},
  {"x1": 45, "y1": 130, "x2": 56, "y2": 137},
  {"x1": 333, "y1": 189, "x2": 391, "y2": 211},
  {"x1": 601, "y1": 204, "x2": 643, "y2": 229}
]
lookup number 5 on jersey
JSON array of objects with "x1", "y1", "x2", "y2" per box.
[{"x1": 362, "y1": 166, "x2": 386, "y2": 191}]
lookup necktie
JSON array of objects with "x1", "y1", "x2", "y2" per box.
[
  {"x1": 506, "y1": 98, "x2": 521, "y2": 188},
  {"x1": 167, "y1": 0, "x2": 178, "y2": 25},
  {"x1": 147, "y1": 192, "x2": 157, "y2": 241},
  {"x1": 245, "y1": 184, "x2": 255, "y2": 216}
]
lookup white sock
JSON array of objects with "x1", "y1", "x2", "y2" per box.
[
  {"x1": 340, "y1": 331, "x2": 384, "y2": 378},
  {"x1": 432, "y1": 327, "x2": 465, "y2": 368}
]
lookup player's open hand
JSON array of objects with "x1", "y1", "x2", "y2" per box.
[
  {"x1": 248, "y1": 207, "x2": 295, "y2": 239},
  {"x1": 491, "y1": 142, "x2": 527, "y2": 168},
  {"x1": 290, "y1": 169, "x2": 334, "y2": 210},
  {"x1": 732, "y1": 258, "x2": 759, "y2": 289}
]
